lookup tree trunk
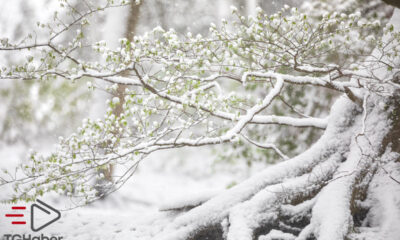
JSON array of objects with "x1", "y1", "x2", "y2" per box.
[{"x1": 96, "y1": 1, "x2": 141, "y2": 197}]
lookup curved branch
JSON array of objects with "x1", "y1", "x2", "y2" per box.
[
  {"x1": 153, "y1": 97, "x2": 359, "y2": 240},
  {"x1": 241, "y1": 134, "x2": 289, "y2": 160},
  {"x1": 242, "y1": 71, "x2": 360, "y2": 92}
]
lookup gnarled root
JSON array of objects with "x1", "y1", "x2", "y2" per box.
[{"x1": 154, "y1": 95, "x2": 399, "y2": 240}]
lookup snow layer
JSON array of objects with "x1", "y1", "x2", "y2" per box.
[
  {"x1": 358, "y1": 161, "x2": 400, "y2": 240},
  {"x1": 154, "y1": 96, "x2": 360, "y2": 240},
  {"x1": 311, "y1": 95, "x2": 391, "y2": 240}
]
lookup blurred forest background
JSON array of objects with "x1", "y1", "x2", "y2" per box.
[{"x1": 0, "y1": 0, "x2": 302, "y2": 191}]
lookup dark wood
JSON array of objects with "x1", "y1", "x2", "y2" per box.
[{"x1": 382, "y1": 0, "x2": 400, "y2": 9}]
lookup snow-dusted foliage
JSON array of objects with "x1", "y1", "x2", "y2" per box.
[
  {"x1": 1, "y1": 0, "x2": 400, "y2": 239},
  {"x1": 0, "y1": 0, "x2": 92, "y2": 144}
]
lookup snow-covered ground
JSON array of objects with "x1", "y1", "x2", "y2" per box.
[{"x1": 0, "y1": 145, "x2": 267, "y2": 238}]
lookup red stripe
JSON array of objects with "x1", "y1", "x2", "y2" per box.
[
  {"x1": 12, "y1": 221, "x2": 26, "y2": 225},
  {"x1": 5, "y1": 214, "x2": 24, "y2": 217},
  {"x1": 11, "y1": 206, "x2": 26, "y2": 210}
]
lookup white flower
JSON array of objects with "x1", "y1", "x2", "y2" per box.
[
  {"x1": 112, "y1": 97, "x2": 120, "y2": 105},
  {"x1": 230, "y1": 6, "x2": 238, "y2": 13}
]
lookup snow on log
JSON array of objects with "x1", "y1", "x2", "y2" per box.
[
  {"x1": 155, "y1": 96, "x2": 360, "y2": 240},
  {"x1": 310, "y1": 94, "x2": 392, "y2": 240},
  {"x1": 227, "y1": 156, "x2": 342, "y2": 240}
]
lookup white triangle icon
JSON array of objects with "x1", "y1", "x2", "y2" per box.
[{"x1": 31, "y1": 199, "x2": 61, "y2": 232}]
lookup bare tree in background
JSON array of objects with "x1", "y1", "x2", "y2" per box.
[{"x1": 96, "y1": 1, "x2": 141, "y2": 197}]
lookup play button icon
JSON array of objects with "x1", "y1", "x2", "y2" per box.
[{"x1": 31, "y1": 199, "x2": 61, "y2": 232}]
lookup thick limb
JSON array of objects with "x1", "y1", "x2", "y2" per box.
[
  {"x1": 153, "y1": 91, "x2": 400, "y2": 240},
  {"x1": 154, "y1": 97, "x2": 360, "y2": 240}
]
